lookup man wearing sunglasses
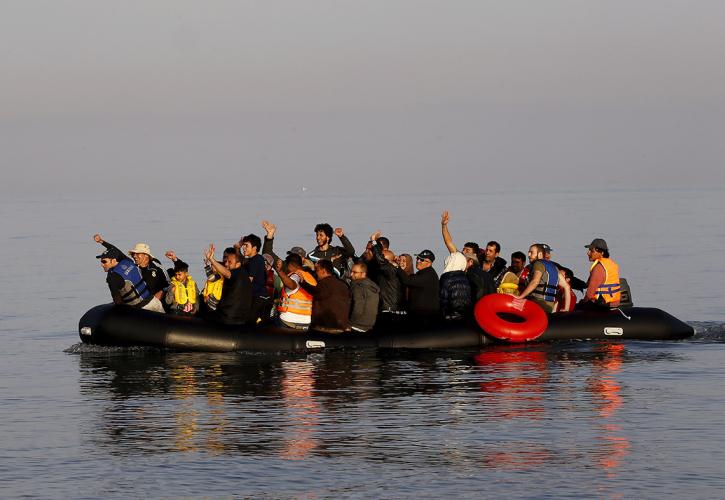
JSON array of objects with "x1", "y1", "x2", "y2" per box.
[
  {"x1": 93, "y1": 234, "x2": 165, "y2": 313},
  {"x1": 396, "y1": 249, "x2": 440, "y2": 321}
]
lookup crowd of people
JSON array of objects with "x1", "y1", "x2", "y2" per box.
[{"x1": 93, "y1": 212, "x2": 623, "y2": 333}]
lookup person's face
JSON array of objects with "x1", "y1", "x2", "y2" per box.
[
  {"x1": 223, "y1": 252, "x2": 238, "y2": 270},
  {"x1": 100, "y1": 258, "x2": 117, "y2": 272},
  {"x1": 315, "y1": 230, "x2": 330, "y2": 247},
  {"x1": 350, "y1": 266, "x2": 365, "y2": 281},
  {"x1": 131, "y1": 252, "x2": 150, "y2": 267},
  {"x1": 484, "y1": 245, "x2": 498, "y2": 262},
  {"x1": 527, "y1": 246, "x2": 542, "y2": 263},
  {"x1": 462, "y1": 245, "x2": 476, "y2": 255},
  {"x1": 174, "y1": 270, "x2": 188, "y2": 282},
  {"x1": 240, "y1": 241, "x2": 255, "y2": 257},
  {"x1": 511, "y1": 257, "x2": 525, "y2": 273},
  {"x1": 587, "y1": 247, "x2": 602, "y2": 262},
  {"x1": 416, "y1": 256, "x2": 432, "y2": 270},
  {"x1": 315, "y1": 263, "x2": 330, "y2": 279}
]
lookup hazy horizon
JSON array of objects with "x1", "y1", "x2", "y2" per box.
[{"x1": 2, "y1": 0, "x2": 723, "y2": 196}]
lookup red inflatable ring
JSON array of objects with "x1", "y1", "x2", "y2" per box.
[{"x1": 474, "y1": 294, "x2": 548, "y2": 342}]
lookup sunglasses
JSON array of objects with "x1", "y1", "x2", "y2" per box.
[
  {"x1": 416, "y1": 257, "x2": 430, "y2": 263},
  {"x1": 100, "y1": 259, "x2": 111, "y2": 264}
]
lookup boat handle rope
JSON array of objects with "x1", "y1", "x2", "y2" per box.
[{"x1": 616, "y1": 308, "x2": 632, "y2": 321}]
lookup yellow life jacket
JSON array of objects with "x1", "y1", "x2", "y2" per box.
[
  {"x1": 590, "y1": 258, "x2": 621, "y2": 304},
  {"x1": 202, "y1": 276, "x2": 224, "y2": 302},
  {"x1": 277, "y1": 270, "x2": 317, "y2": 316},
  {"x1": 171, "y1": 276, "x2": 197, "y2": 305}
]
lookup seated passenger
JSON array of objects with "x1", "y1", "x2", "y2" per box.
[
  {"x1": 163, "y1": 251, "x2": 199, "y2": 316},
  {"x1": 349, "y1": 262, "x2": 380, "y2": 332},
  {"x1": 439, "y1": 252, "x2": 471, "y2": 320},
  {"x1": 518, "y1": 244, "x2": 570, "y2": 314},
  {"x1": 498, "y1": 251, "x2": 526, "y2": 295},
  {"x1": 579, "y1": 238, "x2": 621, "y2": 310},
  {"x1": 201, "y1": 256, "x2": 224, "y2": 312},
  {"x1": 93, "y1": 234, "x2": 165, "y2": 313},
  {"x1": 555, "y1": 267, "x2": 577, "y2": 313},
  {"x1": 204, "y1": 244, "x2": 252, "y2": 325},
  {"x1": 482, "y1": 241, "x2": 508, "y2": 287},
  {"x1": 128, "y1": 242, "x2": 169, "y2": 302},
  {"x1": 395, "y1": 249, "x2": 440, "y2": 320},
  {"x1": 307, "y1": 223, "x2": 355, "y2": 278},
  {"x1": 370, "y1": 230, "x2": 405, "y2": 315},
  {"x1": 440, "y1": 211, "x2": 492, "y2": 303},
  {"x1": 274, "y1": 253, "x2": 317, "y2": 330},
  {"x1": 298, "y1": 259, "x2": 351, "y2": 333}
]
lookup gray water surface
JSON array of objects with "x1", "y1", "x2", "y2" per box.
[{"x1": 2, "y1": 189, "x2": 724, "y2": 498}]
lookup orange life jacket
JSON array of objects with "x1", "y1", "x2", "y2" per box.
[
  {"x1": 591, "y1": 258, "x2": 621, "y2": 304},
  {"x1": 277, "y1": 270, "x2": 317, "y2": 316}
]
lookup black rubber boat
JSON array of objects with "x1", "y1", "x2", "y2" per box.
[{"x1": 78, "y1": 303, "x2": 694, "y2": 352}]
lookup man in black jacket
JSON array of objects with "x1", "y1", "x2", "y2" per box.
[
  {"x1": 395, "y1": 249, "x2": 440, "y2": 320},
  {"x1": 369, "y1": 230, "x2": 405, "y2": 314}
]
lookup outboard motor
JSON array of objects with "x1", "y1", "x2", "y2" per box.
[{"x1": 619, "y1": 278, "x2": 633, "y2": 308}]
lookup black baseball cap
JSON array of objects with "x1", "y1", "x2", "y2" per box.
[
  {"x1": 585, "y1": 238, "x2": 609, "y2": 251},
  {"x1": 96, "y1": 248, "x2": 124, "y2": 261},
  {"x1": 415, "y1": 249, "x2": 435, "y2": 262}
]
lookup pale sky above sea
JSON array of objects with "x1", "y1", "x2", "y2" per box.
[{"x1": 1, "y1": 0, "x2": 723, "y2": 197}]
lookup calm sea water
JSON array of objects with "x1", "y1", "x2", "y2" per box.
[{"x1": 2, "y1": 188, "x2": 724, "y2": 498}]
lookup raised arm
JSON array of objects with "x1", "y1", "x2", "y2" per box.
[
  {"x1": 335, "y1": 227, "x2": 355, "y2": 258},
  {"x1": 94, "y1": 234, "x2": 130, "y2": 260},
  {"x1": 204, "y1": 244, "x2": 231, "y2": 279},
  {"x1": 261, "y1": 220, "x2": 282, "y2": 262},
  {"x1": 440, "y1": 211, "x2": 457, "y2": 254},
  {"x1": 274, "y1": 259, "x2": 298, "y2": 291}
]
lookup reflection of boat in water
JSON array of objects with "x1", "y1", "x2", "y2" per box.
[{"x1": 79, "y1": 303, "x2": 694, "y2": 352}]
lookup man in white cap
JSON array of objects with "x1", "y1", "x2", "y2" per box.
[{"x1": 128, "y1": 242, "x2": 169, "y2": 302}]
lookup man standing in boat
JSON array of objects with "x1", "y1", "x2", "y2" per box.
[
  {"x1": 93, "y1": 234, "x2": 165, "y2": 313},
  {"x1": 204, "y1": 244, "x2": 252, "y2": 325},
  {"x1": 579, "y1": 238, "x2": 621, "y2": 310}
]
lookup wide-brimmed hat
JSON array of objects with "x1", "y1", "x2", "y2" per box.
[{"x1": 128, "y1": 242, "x2": 155, "y2": 259}]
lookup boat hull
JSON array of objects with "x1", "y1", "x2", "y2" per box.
[{"x1": 78, "y1": 304, "x2": 694, "y2": 352}]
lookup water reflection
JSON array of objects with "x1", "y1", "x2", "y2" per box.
[{"x1": 74, "y1": 343, "x2": 674, "y2": 473}]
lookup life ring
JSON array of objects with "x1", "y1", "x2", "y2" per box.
[{"x1": 474, "y1": 294, "x2": 548, "y2": 342}]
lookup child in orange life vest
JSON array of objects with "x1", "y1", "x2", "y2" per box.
[{"x1": 164, "y1": 251, "x2": 200, "y2": 316}]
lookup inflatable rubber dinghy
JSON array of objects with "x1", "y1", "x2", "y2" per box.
[{"x1": 78, "y1": 300, "x2": 694, "y2": 352}]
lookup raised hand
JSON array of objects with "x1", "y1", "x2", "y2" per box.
[
  {"x1": 261, "y1": 220, "x2": 277, "y2": 238},
  {"x1": 370, "y1": 230, "x2": 382, "y2": 241},
  {"x1": 334, "y1": 227, "x2": 344, "y2": 238},
  {"x1": 441, "y1": 211, "x2": 449, "y2": 226},
  {"x1": 93, "y1": 234, "x2": 104, "y2": 244},
  {"x1": 274, "y1": 258, "x2": 284, "y2": 272},
  {"x1": 204, "y1": 244, "x2": 215, "y2": 262},
  {"x1": 165, "y1": 250, "x2": 177, "y2": 261}
]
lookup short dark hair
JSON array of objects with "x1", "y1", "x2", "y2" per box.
[
  {"x1": 315, "y1": 258, "x2": 335, "y2": 275},
  {"x1": 285, "y1": 253, "x2": 303, "y2": 268},
  {"x1": 530, "y1": 243, "x2": 545, "y2": 255},
  {"x1": 174, "y1": 262, "x2": 189, "y2": 273},
  {"x1": 511, "y1": 251, "x2": 526, "y2": 262},
  {"x1": 377, "y1": 236, "x2": 390, "y2": 249},
  {"x1": 486, "y1": 241, "x2": 501, "y2": 253},
  {"x1": 241, "y1": 234, "x2": 262, "y2": 252},
  {"x1": 464, "y1": 242, "x2": 480, "y2": 254},
  {"x1": 314, "y1": 223, "x2": 333, "y2": 238},
  {"x1": 223, "y1": 247, "x2": 236, "y2": 256}
]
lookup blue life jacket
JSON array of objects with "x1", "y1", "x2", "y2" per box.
[
  {"x1": 531, "y1": 260, "x2": 559, "y2": 303},
  {"x1": 111, "y1": 258, "x2": 152, "y2": 306}
]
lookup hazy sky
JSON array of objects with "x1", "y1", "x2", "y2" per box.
[{"x1": 2, "y1": 0, "x2": 723, "y2": 196}]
